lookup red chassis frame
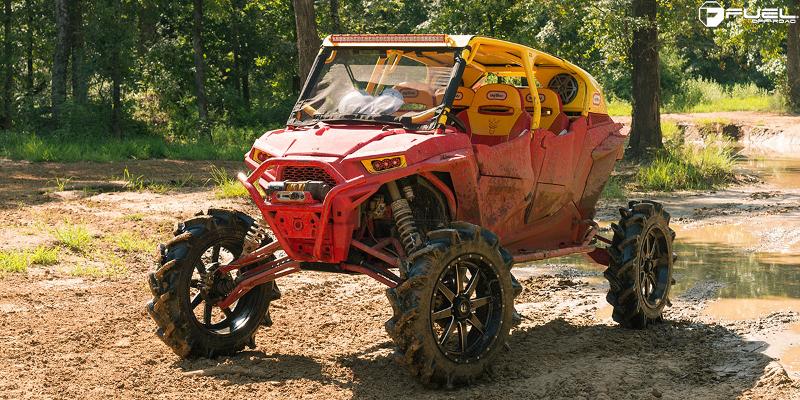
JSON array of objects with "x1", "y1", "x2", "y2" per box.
[{"x1": 211, "y1": 119, "x2": 622, "y2": 309}]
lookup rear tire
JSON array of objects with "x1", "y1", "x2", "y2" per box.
[
  {"x1": 604, "y1": 200, "x2": 675, "y2": 329},
  {"x1": 146, "y1": 209, "x2": 279, "y2": 358},
  {"x1": 385, "y1": 222, "x2": 519, "y2": 386}
]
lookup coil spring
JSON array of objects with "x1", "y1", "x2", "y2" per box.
[
  {"x1": 391, "y1": 198, "x2": 422, "y2": 252},
  {"x1": 243, "y1": 216, "x2": 270, "y2": 255}
]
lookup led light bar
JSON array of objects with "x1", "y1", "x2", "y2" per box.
[{"x1": 329, "y1": 34, "x2": 449, "y2": 44}]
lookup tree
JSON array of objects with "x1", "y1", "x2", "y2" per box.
[
  {"x1": 292, "y1": 0, "x2": 319, "y2": 82},
  {"x1": 626, "y1": 0, "x2": 662, "y2": 159},
  {"x1": 192, "y1": 0, "x2": 211, "y2": 140},
  {"x1": 1, "y1": 0, "x2": 13, "y2": 129},
  {"x1": 788, "y1": 0, "x2": 800, "y2": 113},
  {"x1": 329, "y1": 0, "x2": 341, "y2": 33},
  {"x1": 69, "y1": 0, "x2": 87, "y2": 104},
  {"x1": 52, "y1": 0, "x2": 69, "y2": 122},
  {"x1": 24, "y1": 0, "x2": 33, "y2": 93}
]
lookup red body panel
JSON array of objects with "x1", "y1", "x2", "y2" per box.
[{"x1": 242, "y1": 116, "x2": 625, "y2": 264}]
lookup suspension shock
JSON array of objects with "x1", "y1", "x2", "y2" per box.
[
  {"x1": 243, "y1": 216, "x2": 270, "y2": 255},
  {"x1": 387, "y1": 181, "x2": 423, "y2": 254}
]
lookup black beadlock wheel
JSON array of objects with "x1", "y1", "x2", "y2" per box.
[
  {"x1": 385, "y1": 222, "x2": 520, "y2": 387},
  {"x1": 604, "y1": 200, "x2": 676, "y2": 329},
  {"x1": 146, "y1": 209, "x2": 279, "y2": 358}
]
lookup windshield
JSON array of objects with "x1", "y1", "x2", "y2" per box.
[{"x1": 290, "y1": 48, "x2": 458, "y2": 127}]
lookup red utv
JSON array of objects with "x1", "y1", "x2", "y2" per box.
[{"x1": 147, "y1": 34, "x2": 676, "y2": 386}]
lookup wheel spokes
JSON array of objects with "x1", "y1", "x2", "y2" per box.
[
  {"x1": 432, "y1": 307, "x2": 453, "y2": 321},
  {"x1": 455, "y1": 265, "x2": 468, "y2": 293},
  {"x1": 468, "y1": 313, "x2": 484, "y2": 334},
  {"x1": 190, "y1": 293, "x2": 203, "y2": 309},
  {"x1": 437, "y1": 282, "x2": 455, "y2": 302},
  {"x1": 439, "y1": 317, "x2": 456, "y2": 345},
  {"x1": 465, "y1": 271, "x2": 480, "y2": 296},
  {"x1": 458, "y1": 321, "x2": 468, "y2": 353},
  {"x1": 471, "y1": 296, "x2": 492, "y2": 309},
  {"x1": 211, "y1": 245, "x2": 220, "y2": 263},
  {"x1": 203, "y1": 303, "x2": 213, "y2": 325}
]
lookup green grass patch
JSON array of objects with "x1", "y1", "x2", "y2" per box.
[
  {"x1": 0, "y1": 125, "x2": 265, "y2": 163},
  {"x1": 111, "y1": 231, "x2": 154, "y2": 253},
  {"x1": 606, "y1": 80, "x2": 786, "y2": 116},
  {"x1": 601, "y1": 176, "x2": 626, "y2": 200},
  {"x1": 29, "y1": 246, "x2": 59, "y2": 265},
  {"x1": 54, "y1": 224, "x2": 92, "y2": 253},
  {"x1": 210, "y1": 166, "x2": 248, "y2": 198},
  {"x1": 607, "y1": 98, "x2": 632, "y2": 116},
  {"x1": 0, "y1": 246, "x2": 60, "y2": 273},
  {"x1": 636, "y1": 140, "x2": 736, "y2": 191},
  {"x1": 122, "y1": 213, "x2": 145, "y2": 221}
]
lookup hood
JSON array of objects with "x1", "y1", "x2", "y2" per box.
[{"x1": 254, "y1": 124, "x2": 414, "y2": 159}]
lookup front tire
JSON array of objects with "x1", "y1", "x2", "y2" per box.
[
  {"x1": 146, "y1": 209, "x2": 278, "y2": 358},
  {"x1": 604, "y1": 200, "x2": 675, "y2": 329},
  {"x1": 385, "y1": 222, "x2": 517, "y2": 386}
]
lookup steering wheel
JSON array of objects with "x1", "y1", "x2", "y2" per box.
[{"x1": 548, "y1": 73, "x2": 579, "y2": 105}]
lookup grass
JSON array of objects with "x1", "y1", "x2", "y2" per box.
[
  {"x1": 122, "y1": 213, "x2": 144, "y2": 221},
  {"x1": 0, "y1": 246, "x2": 59, "y2": 273},
  {"x1": 0, "y1": 124, "x2": 267, "y2": 163},
  {"x1": 53, "y1": 224, "x2": 92, "y2": 253},
  {"x1": 607, "y1": 79, "x2": 786, "y2": 116},
  {"x1": 111, "y1": 231, "x2": 154, "y2": 253},
  {"x1": 210, "y1": 166, "x2": 248, "y2": 198},
  {"x1": 601, "y1": 176, "x2": 626, "y2": 199},
  {"x1": 635, "y1": 139, "x2": 736, "y2": 191}
]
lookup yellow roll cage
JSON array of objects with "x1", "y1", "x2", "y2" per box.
[{"x1": 320, "y1": 34, "x2": 608, "y2": 130}]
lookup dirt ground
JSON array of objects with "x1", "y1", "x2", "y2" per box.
[{"x1": 1, "y1": 154, "x2": 800, "y2": 399}]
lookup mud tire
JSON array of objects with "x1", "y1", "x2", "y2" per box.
[
  {"x1": 604, "y1": 200, "x2": 676, "y2": 329},
  {"x1": 146, "y1": 209, "x2": 277, "y2": 358},
  {"x1": 385, "y1": 222, "x2": 519, "y2": 387}
]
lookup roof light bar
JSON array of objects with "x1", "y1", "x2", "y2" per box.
[{"x1": 329, "y1": 34, "x2": 449, "y2": 44}]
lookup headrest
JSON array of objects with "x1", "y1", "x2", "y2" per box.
[
  {"x1": 472, "y1": 84, "x2": 523, "y2": 115},
  {"x1": 537, "y1": 88, "x2": 563, "y2": 109},
  {"x1": 394, "y1": 82, "x2": 435, "y2": 110},
  {"x1": 518, "y1": 87, "x2": 535, "y2": 112},
  {"x1": 434, "y1": 86, "x2": 475, "y2": 109}
]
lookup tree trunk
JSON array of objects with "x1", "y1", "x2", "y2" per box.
[
  {"x1": 241, "y1": 57, "x2": 250, "y2": 110},
  {"x1": 788, "y1": 0, "x2": 800, "y2": 113},
  {"x1": 25, "y1": 0, "x2": 33, "y2": 93},
  {"x1": 191, "y1": 0, "x2": 211, "y2": 140},
  {"x1": 69, "y1": 0, "x2": 86, "y2": 104},
  {"x1": 230, "y1": 0, "x2": 242, "y2": 100},
  {"x1": 626, "y1": 0, "x2": 662, "y2": 160},
  {"x1": 292, "y1": 0, "x2": 319, "y2": 83},
  {"x1": 110, "y1": 48, "x2": 121, "y2": 138},
  {"x1": 1, "y1": 0, "x2": 12, "y2": 129},
  {"x1": 52, "y1": 0, "x2": 69, "y2": 122},
  {"x1": 329, "y1": 0, "x2": 341, "y2": 33}
]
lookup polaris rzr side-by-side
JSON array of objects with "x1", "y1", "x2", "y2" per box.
[{"x1": 147, "y1": 34, "x2": 675, "y2": 386}]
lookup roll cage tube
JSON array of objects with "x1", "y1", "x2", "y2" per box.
[{"x1": 429, "y1": 50, "x2": 467, "y2": 131}]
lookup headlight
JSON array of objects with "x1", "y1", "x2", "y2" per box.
[
  {"x1": 361, "y1": 155, "x2": 407, "y2": 174},
  {"x1": 250, "y1": 149, "x2": 272, "y2": 163}
]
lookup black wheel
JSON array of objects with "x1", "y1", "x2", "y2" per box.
[
  {"x1": 604, "y1": 200, "x2": 676, "y2": 329},
  {"x1": 146, "y1": 209, "x2": 279, "y2": 358},
  {"x1": 385, "y1": 222, "x2": 519, "y2": 386}
]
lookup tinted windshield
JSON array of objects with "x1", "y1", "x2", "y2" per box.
[{"x1": 290, "y1": 48, "x2": 458, "y2": 127}]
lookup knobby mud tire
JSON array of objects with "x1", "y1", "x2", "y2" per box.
[
  {"x1": 146, "y1": 209, "x2": 278, "y2": 358},
  {"x1": 385, "y1": 222, "x2": 520, "y2": 387}
]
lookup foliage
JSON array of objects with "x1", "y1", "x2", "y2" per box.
[
  {"x1": 54, "y1": 223, "x2": 92, "y2": 253},
  {"x1": 210, "y1": 165, "x2": 248, "y2": 198},
  {"x1": 0, "y1": 0, "x2": 794, "y2": 161},
  {"x1": 111, "y1": 231, "x2": 154, "y2": 253},
  {"x1": 636, "y1": 138, "x2": 736, "y2": 191},
  {"x1": 0, "y1": 246, "x2": 59, "y2": 273}
]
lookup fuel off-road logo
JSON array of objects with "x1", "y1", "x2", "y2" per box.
[{"x1": 699, "y1": 1, "x2": 797, "y2": 28}]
